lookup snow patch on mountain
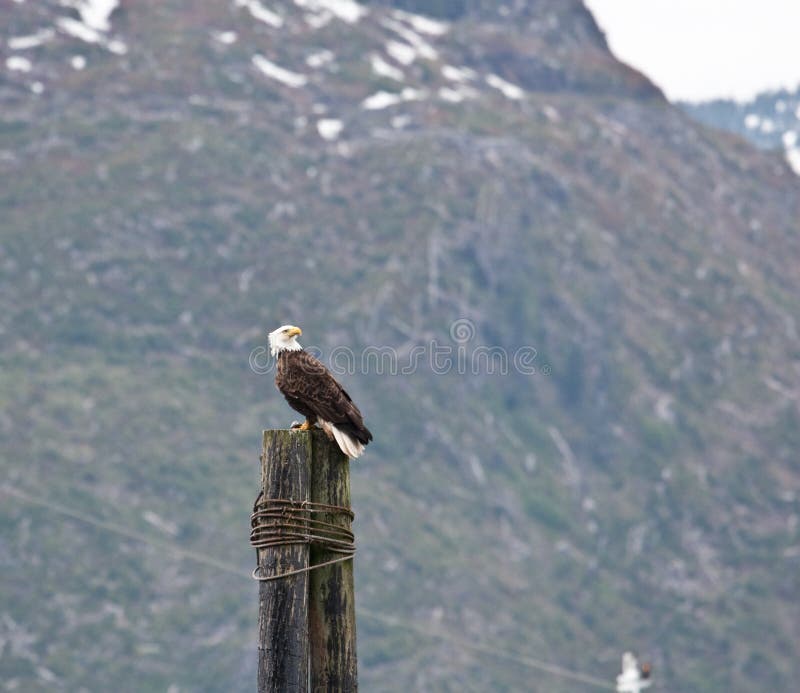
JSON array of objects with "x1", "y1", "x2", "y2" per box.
[
  {"x1": 6, "y1": 56, "x2": 32, "y2": 73},
  {"x1": 70, "y1": 0, "x2": 119, "y2": 32},
  {"x1": 381, "y1": 17, "x2": 437, "y2": 60},
  {"x1": 370, "y1": 54, "x2": 403, "y2": 82},
  {"x1": 438, "y1": 85, "x2": 478, "y2": 103},
  {"x1": 317, "y1": 118, "x2": 343, "y2": 140},
  {"x1": 293, "y1": 0, "x2": 366, "y2": 25},
  {"x1": 386, "y1": 41, "x2": 415, "y2": 66},
  {"x1": 56, "y1": 16, "x2": 127, "y2": 54},
  {"x1": 306, "y1": 49, "x2": 335, "y2": 68},
  {"x1": 362, "y1": 87, "x2": 425, "y2": 110},
  {"x1": 362, "y1": 91, "x2": 403, "y2": 110},
  {"x1": 8, "y1": 29, "x2": 55, "y2": 51},
  {"x1": 442, "y1": 65, "x2": 477, "y2": 83},
  {"x1": 392, "y1": 9, "x2": 449, "y2": 36},
  {"x1": 211, "y1": 31, "x2": 238, "y2": 45},
  {"x1": 303, "y1": 11, "x2": 331, "y2": 29},
  {"x1": 57, "y1": 17, "x2": 103, "y2": 44},
  {"x1": 438, "y1": 87, "x2": 464, "y2": 103},
  {"x1": 236, "y1": 1, "x2": 284, "y2": 28},
  {"x1": 786, "y1": 147, "x2": 800, "y2": 175},
  {"x1": 486, "y1": 74, "x2": 525, "y2": 100},
  {"x1": 252, "y1": 55, "x2": 308, "y2": 87},
  {"x1": 391, "y1": 114, "x2": 411, "y2": 129}
]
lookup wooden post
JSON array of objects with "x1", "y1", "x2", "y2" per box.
[
  {"x1": 309, "y1": 430, "x2": 358, "y2": 692},
  {"x1": 257, "y1": 430, "x2": 311, "y2": 693}
]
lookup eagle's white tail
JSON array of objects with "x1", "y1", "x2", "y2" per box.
[{"x1": 320, "y1": 420, "x2": 365, "y2": 459}]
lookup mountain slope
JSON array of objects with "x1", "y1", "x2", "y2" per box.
[{"x1": 2, "y1": 2, "x2": 799, "y2": 691}]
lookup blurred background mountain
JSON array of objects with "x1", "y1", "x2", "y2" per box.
[
  {"x1": 682, "y1": 87, "x2": 800, "y2": 175},
  {"x1": 1, "y1": 1, "x2": 799, "y2": 691}
]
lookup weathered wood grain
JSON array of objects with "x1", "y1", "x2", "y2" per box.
[
  {"x1": 309, "y1": 430, "x2": 358, "y2": 692},
  {"x1": 257, "y1": 429, "x2": 311, "y2": 693}
]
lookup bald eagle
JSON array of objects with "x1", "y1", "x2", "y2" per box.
[{"x1": 268, "y1": 325, "x2": 372, "y2": 459}]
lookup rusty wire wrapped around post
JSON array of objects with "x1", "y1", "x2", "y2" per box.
[{"x1": 250, "y1": 493, "x2": 356, "y2": 581}]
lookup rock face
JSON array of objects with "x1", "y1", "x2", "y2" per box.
[{"x1": 1, "y1": 2, "x2": 799, "y2": 691}]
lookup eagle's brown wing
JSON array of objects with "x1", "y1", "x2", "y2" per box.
[{"x1": 278, "y1": 350, "x2": 372, "y2": 445}]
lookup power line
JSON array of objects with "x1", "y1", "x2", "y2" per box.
[
  {"x1": 359, "y1": 608, "x2": 614, "y2": 689},
  {"x1": 1, "y1": 482, "x2": 614, "y2": 690},
  {"x1": 0, "y1": 483, "x2": 242, "y2": 578}
]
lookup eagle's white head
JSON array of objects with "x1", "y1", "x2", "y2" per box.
[{"x1": 268, "y1": 324, "x2": 303, "y2": 357}]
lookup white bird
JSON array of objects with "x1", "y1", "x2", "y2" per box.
[{"x1": 616, "y1": 652, "x2": 652, "y2": 693}]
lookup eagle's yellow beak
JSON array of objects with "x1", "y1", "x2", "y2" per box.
[{"x1": 286, "y1": 326, "x2": 302, "y2": 337}]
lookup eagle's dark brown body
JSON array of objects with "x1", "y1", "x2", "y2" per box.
[{"x1": 276, "y1": 349, "x2": 372, "y2": 447}]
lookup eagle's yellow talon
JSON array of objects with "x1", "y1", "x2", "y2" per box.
[{"x1": 298, "y1": 419, "x2": 312, "y2": 431}]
